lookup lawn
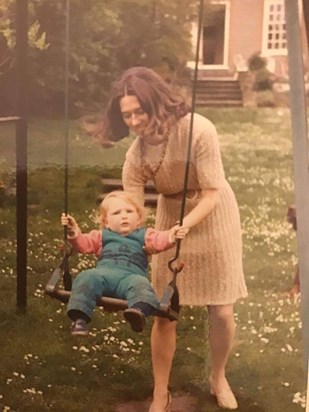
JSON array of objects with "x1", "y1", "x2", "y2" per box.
[{"x1": 0, "y1": 107, "x2": 306, "y2": 411}]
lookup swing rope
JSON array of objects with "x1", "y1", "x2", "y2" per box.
[
  {"x1": 159, "y1": 0, "x2": 204, "y2": 312},
  {"x1": 61, "y1": 0, "x2": 72, "y2": 291},
  {"x1": 64, "y1": 0, "x2": 70, "y2": 222}
]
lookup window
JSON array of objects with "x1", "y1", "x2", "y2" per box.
[{"x1": 263, "y1": 0, "x2": 287, "y2": 55}]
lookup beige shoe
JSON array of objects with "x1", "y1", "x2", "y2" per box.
[
  {"x1": 209, "y1": 377, "x2": 238, "y2": 410},
  {"x1": 149, "y1": 391, "x2": 172, "y2": 412}
]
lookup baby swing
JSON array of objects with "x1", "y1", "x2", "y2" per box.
[{"x1": 45, "y1": 0, "x2": 205, "y2": 322}]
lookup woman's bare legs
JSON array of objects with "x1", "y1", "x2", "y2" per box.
[
  {"x1": 149, "y1": 305, "x2": 236, "y2": 410},
  {"x1": 149, "y1": 316, "x2": 177, "y2": 412},
  {"x1": 208, "y1": 304, "x2": 237, "y2": 407}
]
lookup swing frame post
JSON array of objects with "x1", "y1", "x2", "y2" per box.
[
  {"x1": 284, "y1": 0, "x2": 309, "y2": 381},
  {"x1": 15, "y1": 0, "x2": 28, "y2": 311}
]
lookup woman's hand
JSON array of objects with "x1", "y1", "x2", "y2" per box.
[
  {"x1": 60, "y1": 213, "x2": 78, "y2": 236},
  {"x1": 169, "y1": 225, "x2": 190, "y2": 243}
]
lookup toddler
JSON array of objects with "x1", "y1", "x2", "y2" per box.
[{"x1": 61, "y1": 190, "x2": 188, "y2": 335}]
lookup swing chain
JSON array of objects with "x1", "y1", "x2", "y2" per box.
[
  {"x1": 59, "y1": 240, "x2": 73, "y2": 259},
  {"x1": 168, "y1": 238, "x2": 185, "y2": 275}
]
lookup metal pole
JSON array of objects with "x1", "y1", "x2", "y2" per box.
[
  {"x1": 284, "y1": 0, "x2": 309, "y2": 379},
  {"x1": 307, "y1": 359, "x2": 309, "y2": 411},
  {"x1": 15, "y1": 0, "x2": 28, "y2": 311}
]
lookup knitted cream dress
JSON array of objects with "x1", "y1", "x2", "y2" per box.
[{"x1": 122, "y1": 113, "x2": 248, "y2": 306}]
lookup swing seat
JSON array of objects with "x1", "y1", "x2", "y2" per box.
[
  {"x1": 45, "y1": 287, "x2": 129, "y2": 312},
  {"x1": 45, "y1": 263, "x2": 179, "y2": 320}
]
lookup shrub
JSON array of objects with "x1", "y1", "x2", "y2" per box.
[
  {"x1": 248, "y1": 52, "x2": 267, "y2": 71},
  {"x1": 248, "y1": 52, "x2": 276, "y2": 91}
]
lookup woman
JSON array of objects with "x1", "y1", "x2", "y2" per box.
[{"x1": 95, "y1": 66, "x2": 248, "y2": 411}]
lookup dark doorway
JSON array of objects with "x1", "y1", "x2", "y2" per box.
[{"x1": 203, "y1": 4, "x2": 226, "y2": 65}]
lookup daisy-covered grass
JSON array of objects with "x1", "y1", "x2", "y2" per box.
[{"x1": 0, "y1": 108, "x2": 307, "y2": 411}]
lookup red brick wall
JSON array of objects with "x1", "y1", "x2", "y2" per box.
[{"x1": 228, "y1": 0, "x2": 264, "y2": 67}]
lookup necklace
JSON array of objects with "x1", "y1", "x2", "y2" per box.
[{"x1": 140, "y1": 137, "x2": 168, "y2": 177}]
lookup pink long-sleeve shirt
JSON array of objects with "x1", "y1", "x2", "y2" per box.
[{"x1": 68, "y1": 227, "x2": 174, "y2": 257}]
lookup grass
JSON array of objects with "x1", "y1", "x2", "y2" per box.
[{"x1": 0, "y1": 107, "x2": 306, "y2": 411}]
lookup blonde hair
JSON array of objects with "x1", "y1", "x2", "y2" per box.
[{"x1": 97, "y1": 191, "x2": 146, "y2": 227}]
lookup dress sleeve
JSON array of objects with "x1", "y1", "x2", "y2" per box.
[
  {"x1": 122, "y1": 144, "x2": 148, "y2": 206},
  {"x1": 194, "y1": 118, "x2": 225, "y2": 190},
  {"x1": 144, "y1": 228, "x2": 174, "y2": 254},
  {"x1": 68, "y1": 229, "x2": 102, "y2": 257}
]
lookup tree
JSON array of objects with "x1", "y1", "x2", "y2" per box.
[
  {"x1": 25, "y1": 0, "x2": 123, "y2": 114},
  {"x1": 1, "y1": 0, "x2": 201, "y2": 116},
  {"x1": 0, "y1": 0, "x2": 49, "y2": 115},
  {"x1": 32, "y1": 0, "x2": 203, "y2": 115},
  {"x1": 110, "y1": 0, "x2": 197, "y2": 78}
]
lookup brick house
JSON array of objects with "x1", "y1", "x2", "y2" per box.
[{"x1": 188, "y1": 0, "x2": 309, "y2": 106}]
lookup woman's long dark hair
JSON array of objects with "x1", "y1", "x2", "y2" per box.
[{"x1": 92, "y1": 66, "x2": 190, "y2": 147}]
